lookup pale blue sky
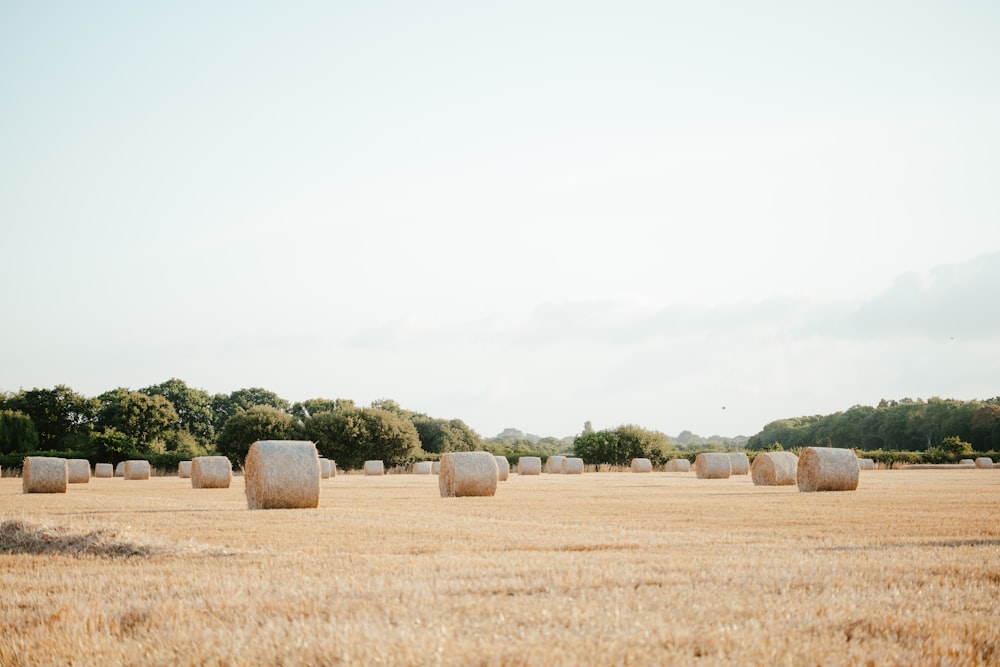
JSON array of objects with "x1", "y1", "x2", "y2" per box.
[{"x1": 2, "y1": 1, "x2": 999, "y2": 438}]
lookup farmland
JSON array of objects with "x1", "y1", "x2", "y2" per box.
[{"x1": 1, "y1": 468, "x2": 998, "y2": 666}]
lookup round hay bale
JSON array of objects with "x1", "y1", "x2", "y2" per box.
[
  {"x1": 66, "y1": 459, "x2": 91, "y2": 484},
  {"x1": 495, "y1": 456, "x2": 510, "y2": 481},
  {"x1": 94, "y1": 463, "x2": 113, "y2": 478},
  {"x1": 123, "y1": 460, "x2": 151, "y2": 480},
  {"x1": 114, "y1": 462, "x2": 125, "y2": 477},
  {"x1": 975, "y1": 457, "x2": 994, "y2": 469},
  {"x1": 178, "y1": 460, "x2": 192, "y2": 478},
  {"x1": 666, "y1": 458, "x2": 691, "y2": 472},
  {"x1": 797, "y1": 447, "x2": 859, "y2": 492},
  {"x1": 329, "y1": 461, "x2": 337, "y2": 477},
  {"x1": 244, "y1": 440, "x2": 321, "y2": 510},
  {"x1": 517, "y1": 456, "x2": 541, "y2": 475},
  {"x1": 959, "y1": 459, "x2": 975, "y2": 466},
  {"x1": 22, "y1": 457, "x2": 68, "y2": 494},
  {"x1": 439, "y1": 452, "x2": 498, "y2": 497},
  {"x1": 728, "y1": 453, "x2": 750, "y2": 475},
  {"x1": 561, "y1": 457, "x2": 584, "y2": 474},
  {"x1": 857, "y1": 458, "x2": 875, "y2": 471},
  {"x1": 694, "y1": 453, "x2": 731, "y2": 479},
  {"x1": 545, "y1": 456, "x2": 566, "y2": 474},
  {"x1": 431, "y1": 461, "x2": 440, "y2": 474},
  {"x1": 363, "y1": 460, "x2": 384, "y2": 476},
  {"x1": 750, "y1": 451, "x2": 799, "y2": 486},
  {"x1": 630, "y1": 458, "x2": 652, "y2": 473},
  {"x1": 191, "y1": 456, "x2": 233, "y2": 489},
  {"x1": 412, "y1": 461, "x2": 432, "y2": 475},
  {"x1": 319, "y1": 458, "x2": 332, "y2": 479}
]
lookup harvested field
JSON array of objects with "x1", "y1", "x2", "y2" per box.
[{"x1": 1, "y1": 470, "x2": 998, "y2": 666}]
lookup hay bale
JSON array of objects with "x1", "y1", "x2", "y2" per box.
[
  {"x1": 666, "y1": 458, "x2": 691, "y2": 472},
  {"x1": 545, "y1": 456, "x2": 566, "y2": 473},
  {"x1": 750, "y1": 451, "x2": 799, "y2": 486},
  {"x1": 114, "y1": 462, "x2": 125, "y2": 477},
  {"x1": 363, "y1": 460, "x2": 384, "y2": 476},
  {"x1": 797, "y1": 447, "x2": 859, "y2": 492},
  {"x1": 94, "y1": 463, "x2": 113, "y2": 478},
  {"x1": 191, "y1": 456, "x2": 233, "y2": 489},
  {"x1": 22, "y1": 457, "x2": 68, "y2": 494},
  {"x1": 517, "y1": 456, "x2": 541, "y2": 475},
  {"x1": 975, "y1": 457, "x2": 994, "y2": 469},
  {"x1": 123, "y1": 460, "x2": 151, "y2": 481},
  {"x1": 561, "y1": 457, "x2": 584, "y2": 474},
  {"x1": 178, "y1": 460, "x2": 192, "y2": 478},
  {"x1": 412, "y1": 461, "x2": 432, "y2": 475},
  {"x1": 495, "y1": 456, "x2": 510, "y2": 481},
  {"x1": 319, "y1": 459, "x2": 332, "y2": 479},
  {"x1": 728, "y1": 453, "x2": 750, "y2": 475},
  {"x1": 959, "y1": 459, "x2": 975, "y2": 466},
  {"x1": 630, "y1": 458, "x2": 652, "y2": 473},
  {"x1": 439, "y1": 452, "x2": 498, "y2": 497},
  {"x1": 694, "y1": 453, "x2": 731, "y2": 479},
  {"x1": 66, "y1": 459, "x2": 91, "y2": 484},
  {"x1": 857, "y1": 458, "x2": 875, "y2": 470},
  {"x1": 244, "y1": 440, "x2": 321, "y2": 510},
  {"x1": 431, "y1": 461, "x2": 440, "y2": 474},
  {"x1": 330, "y1": 461, "x2": 337, "y2": 477}
]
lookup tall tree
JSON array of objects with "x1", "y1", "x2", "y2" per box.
[
  {"x1": 4, "y1": 385, "x2": 97, "y2": 450},
  {"x1": 141, "y1": 378, "x2": 215, "y2": 445},
  {"x1": 215, "y1": 405, "x2": 297, "y2": 464},
  {"x1": 96, "y1": 388, "x2": 178, "y2": 451},
  {"x1": 305, "y1": 407, "x2": 420, "y2": 469},
  {"x1": 0, "y1": 410, "x2": 39, "y2": 454}
]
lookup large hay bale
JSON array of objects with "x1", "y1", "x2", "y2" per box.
[
  {"x1": 244, "y1": 440, "x2": 320, "y2": 510},
  {"x1": 857, "y1": 458, "x2": 875, "y2": 470},
  {"x1": 66, "y1": 459, "x2": 91, "y2": 484},
  {"x1": 630, "y1": 458, "x2": 652, "y2": 473},
  {"x1": 666, "y1": 458, "x2": 691, "y2": 472},
  {"x1": 191, "y1": 456, "x2": 233, "y2": 489},
  {"x1": 94, "y1": 463, "x2": 113, "y2": 478},
  {"x1": 561, "y1": 457, "x2": 584, "y2": 474},
  {"x1": 114, "y1": 462, "x2": 125, "y2": 477},
  {"x1": 439, "y1": 452, "x2": 498, "y2": 497},
  {"x1": 728, "y1": 453, "x2": 750, "y2": 475},
  {"x1": 750, "y1": 451, "x2": 799, "y2": 486},
  {"x1": 412, "y1": 461, "x2": 432, "y2": 475},
  {"x1": 22, "y1": 457, "x2": 68, "y2": 494},
  {"x1": 975, "y1": 457, "x2": 994, "y2": 469},
  {"x1": 517, "y1": 457, "x2": 541, "y2": 475},
  {"x1": 495, "y1": 456, "x2": 510, "y2": 481},
  {"x1": 123, "y1": 460, "x2": 151, "y2": 480},
  {"x1": 363, "y1": 460, "x2": 384, "y2": 476},
  {"x1": 545, "y1": 456, "x2": 566, "y2": 473},
  {"x1": 797, "y1": 447, "x2": 859, "y2": 492},
  {"x1": 178, "y1": 461, "x2": 192, "y2": 478},
  {"x1": 694, "y1": 453, "x2": 731, "y2": 479},
  {"x1": 319, "y1": 459, "x2": 333, "y2": 479}
]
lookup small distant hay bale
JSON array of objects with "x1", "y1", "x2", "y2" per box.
[
  {"x1": 191, "y1": 456, "x2": 233, "y2": 489},
  {"x1": 751, "y1": 451, "x2": 799, "y2": 486},
  {"x1": 115, "y1": 462, "x2": 125, "y2": 477},
  {"x1": 412, "y1": 461, "x2": 432, "y2": 475},
  {"x1": 178, "y1": 461, "x2": 192, "y2": 478},
  {"x1": 495, "y1": 456, "x2": 510, "y2": 481},
  {"x1": 797, "y1": 447, "x2": 859, "y2": 492},
  {"x1": 329, "y1": 461, "x2": 337, "y2": 477},
  {"x1": 517, "y1": 457, "x2": 541, "y2": 475},
  {"x1": 319, "y1": 459, "x2": 332, "y2": 479},
  {"x1": 630, "y1": 458, "x2": 652, "y2": 473},
  {"x1": 363, "y1": 460, "x2": 384, "y2": 476},
  {"x1": 22, "y1": 457, "x2": 68, "y2": 494},
  {"x1": 439, "y1": 452, "x2": 498, "y2": 497},
  {"x1": 431, "y1": 461, "x2": 440, "y2": 474},
  {"x1": 666, "y1": 458, "x2": 691, "y2": 472},
  {"x1": 123, "y1": 460, "x2": 151, "y2": 481},
  {"x1": 975, "y1": 457, "x2": 994, "y2": 469},
  {"x1": 959, "y1": 459, "x2": 975, "y2": 466},
  {"x1": 728, "y1": 453, "x2": 750, "y2": 475},
  {"x1": 561, "y1": 457, "x2": 584, "y2": 474},
  {"x1": 857, "y1": 458, "x2": 875, "y2": 470},
  {"x1": 545, "y1": 456, "x2": 566, "y2": 473},
  {"x1": 244, "y1": 440, "x2": 320, "y2": 510},
  {"x1": 66, "y1": 459, "x2": 91, "y2": 484},
  {"x1": 694, "y1": 453, "x2": 731, "y2": 479},
  {"x1": 94, "y1": 463, "x2": 113, "y2": 478}
]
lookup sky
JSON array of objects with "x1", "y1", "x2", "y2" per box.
[{"x1": 2, "y1": 1, "x2": 999, "y2": 440}]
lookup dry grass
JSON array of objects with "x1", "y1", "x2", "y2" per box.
[{"x1": 1, "y1": 470, "x2": 998, "y2": 666}]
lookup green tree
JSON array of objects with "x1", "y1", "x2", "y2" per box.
[
  {"x1": 211, "y1": 388, "x2": 291, "y2": 434},
  {"x1": 573, "y1": 424, "x2": 670, "y2": 466},
  {"x1": 141, "y1": 378, "x2": 215, "y2": 446},
  {"x1": 4, "y1": 385, "x2": 97, "y2": 450},
  {"x1": 96, "y1": 388, "x2": 179, "y2": 451},
  {"x1": 215, "y1": 405, "x2": 297, "y2": 464},
  {"x1": 0, "y1": 410, "x2": 39, "y2": 454},
  {"x1": 411, "y1": 417, "x2": 482, "y2": 453},
  {"x1": 305, "y1": 407, "x2": 420, "y2": 469}
]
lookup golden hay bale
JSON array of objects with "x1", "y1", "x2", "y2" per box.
[
  {"x1": 66, "y1": 459, "x2": 91, "y2": 484},
  {"x1": 728, "y1": 453, "x2": 750, "y2": 475},
  {"x1": 959, "y1": 459, "x2": 975, "y2": 466},
  {"x1": 974, "y1": 457, "x2": 994, "y2": 469},
  {"x1": 439, "y1": 452, "x2": 498, "y2": 498},
  {"x1": 630, "y1": 458, "x2": 652, "y2": 473},
  {"x1": 178, "y1": 461, "x2": 192, "y2": 478},
  {"x1": 412, "y1": 461, "x2": 432, "y2": 475},
  {"x1": 797, "y1": 447, "x2": 859, "y2": 492},
  {"x1": 561, "y1": 457, "x2": 584, "y2": 474},
  {"x1": 857, "y1": 458, "x2": 875, "y2": 470},
  {"x1": 750, "y1": 451, "x2": 799, "y2": 486},
  {"x1": 244, "y1": 440, "x2": 320, "y2": 510},
  {"x1": 114, "y1": 462, "x2": 125, "y2": 477},
  {"x1": 191, "y1": 456, "x2": 233, "y2": 489},
  {"x1": 330, "y1": 461, "x2": 337, "y2": 477},
  {"x1": 363, "y1": 460, "x2": 384, "y2": 476},
  {"x1": 517, "y1": 456, "x2": 541, "y2": 475},
  {"x1": 94, "y1": 463, "x2": 113, "y2": 478},
  {"x1": 431, "y1": 461, "x2": 440, "y2": 474},
  {"x1": 694, "y1": 453, "x2": 731, "y2": 479},
  {"x1": 495, "y1": 456, "x2": 510, "y2": 481},
  {"x1": 123, "y1": 460, "x2": 151, "y2": 480},
  {"x1": 545, "y1": 456, "x2": 566, "y2": 473},
  {"x1": 666, "y1": 458, "x2": 691, "y2": 472},
  {"x1": 319, "y1": 459, "x2": 332, "y2": 479},
  {"x1": 22, "y1": 457, "x2": 68, "y2": 494}
]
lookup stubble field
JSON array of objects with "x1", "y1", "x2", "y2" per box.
[{"x1": 1, "y1": 468, "x2": 998, "y2": 666}]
